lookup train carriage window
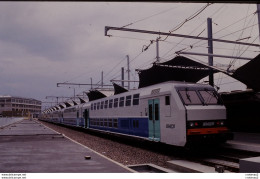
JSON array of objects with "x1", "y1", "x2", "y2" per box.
[
  {"x1": 114, "y1": 98, "x2": 118, "y2": 108},
  {"x1": 97, "y1": 102, "x2": 100, "y2": 110},
  {"x1": 165, "y1": 96, "x2": 170, "y2": 105},
  {"x1": 100, "y1": 119, "x2": 103, "y2": 127},
  {"x1": 113, "y1": 119, "x2": 118, "y2": 128},
  {"x1": 133, "y1": 94, "x2": 140, "y2": 105},
  {"x1": 155, "y1": 104, "x2": 159, "y2": 121},
  {"x1": 108, "y1": 119, "x2": 113, "y2": 127},
  {"x1": 104, "y1": 119, "x2": 108, "y2": 127},
  {"x1": 109, "y1": 99, "x2": 113, "y2": 108},
  {"x1": 179, "y1": 90, "x2": 202, "y2": 105},
  {"x1": 119, "y1": 97, "x2": 125, "y2": 107},
  {"x1": 148, "y1": 104, "x2": 153, "y2": 120},
  {"x1": 101, "y1": 101, "x2": 104, "y2": 109},
  {"x1": 104, "y1": 100, "x2": 108, "y2": 109},
  {"x1": 125, "y1": 95, "x2": 132, "y2": 106}
]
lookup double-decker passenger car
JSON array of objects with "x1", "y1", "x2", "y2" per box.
[{"x1": 40, "y1": 81, "x2": 233, "y2": 147}]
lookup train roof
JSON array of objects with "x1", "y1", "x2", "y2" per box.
[{"x1": 43, "y1": 81, "x2": 215, "y2": 114}]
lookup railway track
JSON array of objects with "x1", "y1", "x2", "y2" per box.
[{"x1": 185, "y1": 147, "x2": 260, "y2": 172}]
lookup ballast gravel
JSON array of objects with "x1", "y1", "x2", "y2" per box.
[{"x1": 40, "y1": 121, "x2": 174, "y2": 168}]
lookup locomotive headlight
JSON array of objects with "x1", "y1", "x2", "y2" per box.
[
  {"x1": 220, "y1": 121, "x2": 224, "y2": 126},
  {"x1": 189, "y1": 122, "x2": 194, "y2": 127}
]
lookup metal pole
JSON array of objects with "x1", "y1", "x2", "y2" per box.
[
  {"x1": 74, "y1": 88, "x2": 75, "y2": 100},
  {"x1": 90, "y1": 78, "x2": 92, "y2": 90},
  {"x1": 101, "y1": 71, "x2": 104, "y2": 88},
  {"x1": 208, "y1": 18, "x2": 214, "y2": 87},
  {"x1": 126, "y1": 55, "x2": 130, "y2": 90},
  {"x1": 156, "y1": 38, "x2": 159, "y2": 63},
  {"x1": 257, "y1": 4, "x2": 260, "y2": 44},
  {"x1": 121, "y1": 67, "x2": 124, "y2": 87}
]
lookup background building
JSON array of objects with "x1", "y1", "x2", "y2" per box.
[{"x1": 0, "y1": 96, "x2": 41, "y2": 117}]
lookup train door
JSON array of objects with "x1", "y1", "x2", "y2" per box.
[
  {"x1": 148, "y1": 99, "x2": 160, "y2": 141},
  {"x1": 84, "y1": 109, "x2": 89, "y2": 128}
]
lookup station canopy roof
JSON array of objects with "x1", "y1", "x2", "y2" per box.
[
  {"x1": 59, "y1": 104, "x2": 65, "y2": 109},
  {"x1": 137, "y1": 54, "x2": 260, "y2": 92},
  {"x1": 86, "y1": 90, "x2": 107, "y2": 101},
  {"x1": 137, "y1": 56, "x2": 219, "y2": 88},
  {"x1": 231, "y1": 53, "x2": 260, "y2": 92},
  {"x1": 78, "y1": 97, "x2": 87, "y2": 104},
  {"x1": 113, "y1": 83, "x2": 128, "y2": 95},
  {"x1": 72, "y1": 100, "x2": 78, "y2": 106}
]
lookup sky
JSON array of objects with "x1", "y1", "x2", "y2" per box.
[{"x1": 0, "y1": 2, "x2": 259, "y2": 109}]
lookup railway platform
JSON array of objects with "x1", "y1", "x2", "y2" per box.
[
  {"x1": 0, "y1": 119, "x2": 133, "y2": 173},
  {"x1": 225, "y1": 132, "x2": 260, "y2": 153},
  {"x1": 226, "y1": 132, "x2": 260, "y2": 172}
]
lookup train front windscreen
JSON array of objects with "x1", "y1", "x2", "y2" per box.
[{"x1": 178, "y1": 88, "x2": 223, "y2": 106}]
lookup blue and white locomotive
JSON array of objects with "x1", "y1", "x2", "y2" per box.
[{"x1": 40, "y1": 81, "x2": 233, "y2": 147}]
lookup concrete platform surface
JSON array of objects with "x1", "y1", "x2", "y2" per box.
[
  {"x1": 240, "y1": 157, "x2": 260, "y2": 173},
  {"x1": 225, "y1": 132, "x2": 260, "y2": 153},
  {"x1": 0, "y1": 119, "x2": 132, "y2": 173}
]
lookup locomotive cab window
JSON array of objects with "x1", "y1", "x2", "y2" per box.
[
  {"x1": 199, "y1": 90, "x2": 222, "y2": 105},
  {"x1": 179, "y1": 90, "x2": 202, "y2": 105}
]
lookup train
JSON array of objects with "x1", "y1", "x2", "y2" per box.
[{"x1": 39, "y1": 81, "x2": 233, "y2": 147}]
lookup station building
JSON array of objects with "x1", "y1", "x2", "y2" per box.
[{"x1": 0, "y1": 96, "x2": 41, "y2": 117}]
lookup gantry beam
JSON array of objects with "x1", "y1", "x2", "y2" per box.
[{"x1": 105, "y1": 26, "x2": 260, "y2": 47}]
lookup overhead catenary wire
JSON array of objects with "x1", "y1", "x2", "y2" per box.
[
  {"x1": 141, "y1": 3, "x2": 213, "y2": 54},
  {"x1": 121, "y1": 4, "x2": 183, "y2": 28},
  {"x1": 162, "y1": 3, "x2": 213, "y2": 41},
  {"x1": 228, "y1": 5, "x2": 254, "y2": 71},
  {"x1": 161, "y1": 4, "x2": 226, "y2": 59},
  {"x1": 189, "y1": 10, "x2": 257, "y2": 51}
]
